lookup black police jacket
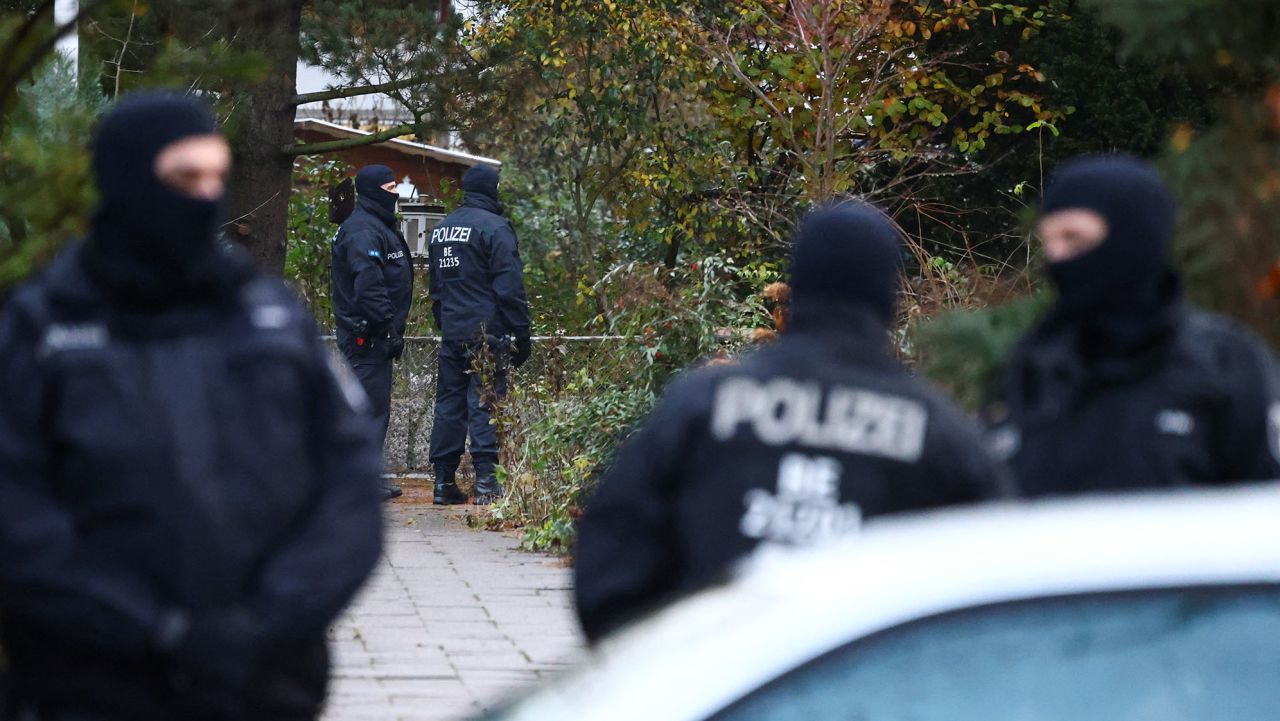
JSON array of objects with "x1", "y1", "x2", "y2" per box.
[
  {"x1": 985, "y1": 307, "x2": 1280, "y2": 497},
  {"x1": 331, "y1": 198, "x2": 414, "y2": 359},
  {"x1": 427, "y1": 192, "x2": 531, "y2": 342},
  {"x1": 0, "y1": 246, "x2": 385, "y2": 719},
  {"x1": 573, "y1": 304, "x2": 1012, "y2": 642}
]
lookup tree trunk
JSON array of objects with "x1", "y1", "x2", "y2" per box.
[{"x1": 226, "y1": 0, "x2": 303, "y2": 274}]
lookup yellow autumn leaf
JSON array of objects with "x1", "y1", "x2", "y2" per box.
[{"x1": 1171, "y1": 124, "x2": 1194, "y2": 154}]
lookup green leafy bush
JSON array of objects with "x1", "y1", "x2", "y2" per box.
[
  {"x1": 912, "y1": 292, "x2": 1051, "y2": 410},
  {"x1": 285, "y1": 157, "x2": 350, "y2": 331},
  {"x1": 485, "y1": 254, "x2": 772, "y2": 553},
  {"x1": 488, "y1": 361, "x2": 657, "y2": 553}
]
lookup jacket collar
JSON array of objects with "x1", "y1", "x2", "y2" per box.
[
  {"x1": 784, "y1": 298, "x2": 899, "y2": 370},
  {"x1": 1025, "y1": 297, "x2": 1187, "y2": 382},
  {"x1": 355, "y1": 195, "x2": 398, "y2": 228},
  {"x1": 1004, "y1": 301, "x2": 1189, "y2": 423},
  {"x1": 460, "y1": 191, "x2": 504, "y2": 216},
  {"x1": 41, "y1": 242, "x2": 253, "y2": 331}
]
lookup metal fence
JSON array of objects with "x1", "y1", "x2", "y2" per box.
[{"x1": 324, "y1": 335, "x2": 631, "y2": 473}]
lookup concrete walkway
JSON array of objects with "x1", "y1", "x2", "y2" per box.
[{"x1": 322, "y1": 489, "x2": 584, "y2": 721}]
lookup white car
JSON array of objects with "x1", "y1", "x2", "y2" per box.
[{"x1": 484, "y1": 484, "x2": 1280, "y2": 721}]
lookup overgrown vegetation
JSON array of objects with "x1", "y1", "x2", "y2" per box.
[
  {"x1": 284, "y1": 157, "x2": 347, "y2": 331},
  {"x1": 468, "y1": 0, "x2": 1065, "y2": 281},
  {"x1": 483, "y1": 257, "x2": 772, "y2": 552}
]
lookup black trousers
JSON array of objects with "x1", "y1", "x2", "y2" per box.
[
  {"x1": 428, "y1": 341, "x2": 507, "y2": 469},
  {"x1": 349, "y1": 358, "x2": 393, "y2": 448}
]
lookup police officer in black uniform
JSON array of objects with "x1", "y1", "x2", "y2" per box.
[
  {"x1": 427, "y1": 165, "x2": 531, "y2": 505},
  {"x1": 573, "y1": 201, "x2": 1012, "y2": 643},
  {"x1": 985, "y1": 155, "x2": 1280, "y2": 496},
  {"x1": 0, "y1": 92, "x2": 384, "y2": 721},
  {"x1": 332, "y1": 164, "x2": 415, "y2": 501}
]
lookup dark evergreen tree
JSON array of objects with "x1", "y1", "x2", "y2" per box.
[{"x1": 2, "y1": 1, "x2": 484, "y2": 282}]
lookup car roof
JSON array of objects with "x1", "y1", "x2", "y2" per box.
[{"x1": 490, "y1": 483, "x2": 1280, "y2": 721}]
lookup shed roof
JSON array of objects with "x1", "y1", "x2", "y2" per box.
[{"x1": 294, "y1": 119, "x2": 502, "y2": 169}]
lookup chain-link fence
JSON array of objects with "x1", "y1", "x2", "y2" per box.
[{"x1": 324, "y1": 336, "x2": 633, "y2": 474}]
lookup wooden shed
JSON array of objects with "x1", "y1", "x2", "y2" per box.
[{"x1": 293, "y1": 118, "x2": 501, "y2": 204}]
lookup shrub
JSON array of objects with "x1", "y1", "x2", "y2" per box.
[
  {"x1": 484, "y1": 254, "x2": 773, "y2": 553},
  {"x1": 285, "y1": 157, "x2": 349, "y2": 331}
]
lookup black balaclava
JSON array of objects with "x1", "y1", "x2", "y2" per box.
[
  {"x1": 462, "y1": 165, "x2": 500, "y2": 201},
  {"x1": 1039, "y1": 155, "x2": 1183, "y2": 356},
  {"x1": 83, "y1": 91, "x2": 238, "y2": 306},
  {"x1": 789, "y1": 200, "x2": 903, "y2": 327},
  {"x1": 355, "y1": 164, "x2": 398, "y2": 225}
]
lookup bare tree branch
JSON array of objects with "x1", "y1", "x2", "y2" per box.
[
  {"x1": 291, "y1": 76, "x2": 434, "y2": 106},
  {"x1": 283, "y1": 123, "x2": 419, "y2": 156},
  {"x1": 105, "y1": 0, "x2": 141, "y2": 97}
]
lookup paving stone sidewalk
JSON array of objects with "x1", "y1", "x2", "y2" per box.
[{"x1": 322, "y1": 491, "x2": 584, "y2": 721}]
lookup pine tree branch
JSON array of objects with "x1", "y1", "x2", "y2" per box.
[
  {"x1": 291, "y1": 77, "x2": 431, "y2": 106},
  {"x1": 283, "y1": 123, "x2": 419, "y2": 156}
]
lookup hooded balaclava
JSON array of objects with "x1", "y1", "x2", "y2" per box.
[
  {"x1": 1039, "y1": 155, "x2": 1183, "y2": 355},
  {"x1": 355, "y1": 164, "x2": 398, "y2": 224},
  {"x1": 789, "y1": 200, "x2": 903, "y2": 327},
  {"x1": 462, "y1": 165, "x2": 500, "y2": 201},
  {"x1": 83, "y1": 91, "x2": 236, "y2": 305}
]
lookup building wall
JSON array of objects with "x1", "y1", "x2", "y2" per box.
[{"x1": 295, "y1": 127, "x2": 470, "y2": 202}]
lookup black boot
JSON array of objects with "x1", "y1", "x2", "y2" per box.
[
  {"x1": 433, "y1": 464, "x2": 468, "y2": 505},
  {"x1": 382, "y1": 484, "x2": 403, "y2": 501},
  {"x1": 472, "y1": 460, "x2": 504, "y2": 506}
]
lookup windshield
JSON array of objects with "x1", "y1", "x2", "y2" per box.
[{"x1": 713, "y1": 586, "x2": 1280, "y2": 721}]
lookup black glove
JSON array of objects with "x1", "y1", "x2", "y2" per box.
[
  {"x1": 163, "y1": 607, "x2": 265, "y2": 719},
  {"x1": 512, "y1": 335, "x2": 532, "y2": 368},
  {"x1": 388, "y1": 334, "x2": 406, "y2": 361}
]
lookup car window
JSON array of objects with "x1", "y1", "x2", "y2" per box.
[{"x1": 711, "y1": 586, "x2": 1280, "y2": 721}]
